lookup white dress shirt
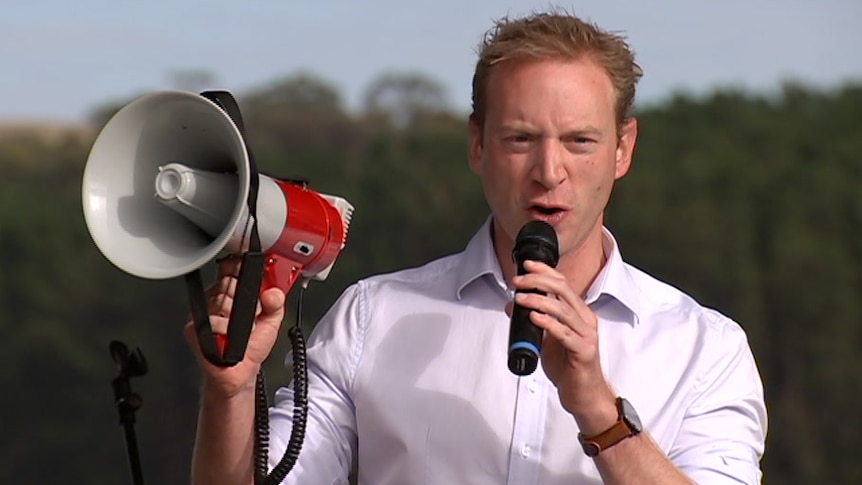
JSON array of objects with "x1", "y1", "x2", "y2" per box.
[{"x1": 268, "y1": 218, "x2": 767, "y2": 484}]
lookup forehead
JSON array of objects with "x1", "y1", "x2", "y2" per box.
[{"x1": 483, "y1": 57, "x2": 617, "y2": 128}]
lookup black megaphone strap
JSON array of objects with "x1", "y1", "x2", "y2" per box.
[{"x1": 186, "y1": 90, "x2": 265, "y2": 367}]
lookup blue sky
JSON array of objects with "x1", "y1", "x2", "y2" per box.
[{"x1": 2, "y1": 0, "x2": 860, "y2": 122}]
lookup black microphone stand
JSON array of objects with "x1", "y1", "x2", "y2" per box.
[{"x1": 110, "y1": 340, "x2": 148, "y2": 485}]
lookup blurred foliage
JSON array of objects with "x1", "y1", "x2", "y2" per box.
[{"x1": 0, "y1": 73, "x2": 859, "y2": 484}]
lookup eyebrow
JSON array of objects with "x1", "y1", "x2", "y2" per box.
[
  {"x1": 499, "y1": 122, "x2": 606, "y2": 138},
  {"x1": 564, "y1": 126, "x2": 604, "y2": 137},
  {"x1": 500, "y1": 120, "x2": 602, "y2": 134}
]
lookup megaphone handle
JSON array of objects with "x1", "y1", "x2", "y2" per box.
[
  {"x1": 215, "y1": 334, "x2": 229, "y2": 357},
  {"x1": 211, "y1": 255, "x2": 301, "y2": 360},
  {"x1": 186, "y1": 251, "x2": 267, "y2": 367}
]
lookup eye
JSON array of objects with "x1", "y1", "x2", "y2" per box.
[
  {"x1": 563, "y1": 134, "x2": 599, "y2": 153},
  {"x1": 506, "y1": 134, "x2": 532, "y2": 143},
  {"x1": 501, "y1": 133, "x2": 534, "y2": 152},
  {"x1": 565, "y1": 135, "x2": 595, "y2": 145}
]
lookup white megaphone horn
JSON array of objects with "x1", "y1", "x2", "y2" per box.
[
  {"x1": 82, "y1": 89, "x2": 353, "y2": 287},
  {"x1": 82, "y1": 90, "x2": 354, "y2": 365}
]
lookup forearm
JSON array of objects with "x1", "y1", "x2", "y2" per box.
[
  {"x1": 191, "y1": 383, "x2": 258, "y2": 485},
  {"x1": 592, "y1": 432, "x2": 695, "y2": 485}
]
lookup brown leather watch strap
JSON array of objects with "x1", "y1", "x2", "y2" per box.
[
  {"x1": 577, "y1": 397, "x2": 639, "y2": 457},
  {"x1": 578, "y1": 419, "x2": 633, "y2": 457}
]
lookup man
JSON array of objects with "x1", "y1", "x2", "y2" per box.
[{"x1": 187, "y1": 10, "x2": 767, "y2": 485}]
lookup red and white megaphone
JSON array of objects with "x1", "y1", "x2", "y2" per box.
[
  {"x1": 82, "y1": 90, "x2": 354, "y2": 365},
  {"x1": 82, "y1": 89, "x2": 353, "y2": 288}
]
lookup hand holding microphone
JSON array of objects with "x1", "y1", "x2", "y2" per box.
[{"x1": 508, "y1": 220, "x2": 560, "y2": 376}]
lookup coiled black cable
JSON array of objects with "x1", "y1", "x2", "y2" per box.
[{"x1": 254, "y1": 284, "x2": 309, "y2": 485}]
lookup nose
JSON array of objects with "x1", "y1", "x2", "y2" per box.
[{"x1": 531, "y1": 138, "x2": 567, "y2": 189}]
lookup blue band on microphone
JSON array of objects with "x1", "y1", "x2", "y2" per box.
[{"x1": 509, "y1": 341, "x2": 539, "y2": 355}]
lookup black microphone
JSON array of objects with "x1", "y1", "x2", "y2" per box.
[{"x1": 508, "y1": 220, "x2": 560, "y2": 376}]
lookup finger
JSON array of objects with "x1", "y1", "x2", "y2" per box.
[
  {"x1": 531, "y1": 310, "x2": 596, "y2": 355},
  {"x1": 208, "y1": 292, "x2": 235, "y2": 318},
  {"x1": 207, "y1": 315, "x2": 231, "y2": 335},
  {"x1": 515, "y1": 261, "x2": 596, "y2": 326},
  {"x1": 183, "y1": 314, "x2": 230, "y2": 344},
  {"x1": 512, "y1": 261, "x2": 568, "y2": 296},
  {"x1": 187, "y1": 275, "x2": 235, "y2": 329},
  {"x1": 514, "y1": 291, "x2": 592, "y2": 338},
  {"x1": 520, "y1": 259, "x2": 562, "y2": 277},
  {"x1": 239, "y1": 289, "x2": 286, "y2": 366},
  {"x1": 206, "y1": 275, "x2": 238, "y2": 300},
  {"x1": 259, "y1": 287, "x2": 286, "y2": 319}
]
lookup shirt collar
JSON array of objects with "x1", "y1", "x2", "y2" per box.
[
  {"x1": 454, "y1": 218, "x2": 645, "y2": 326},
  {"x1": 455, "y1": 217, "x2": 508, "y2": 299},
  {"x1": 584, "y1": 228, "x2": 645, "y2": 326}
]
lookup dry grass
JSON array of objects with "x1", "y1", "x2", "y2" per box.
[{"x1": 0, "y1": 120, "x2": 95, "y2": 145}]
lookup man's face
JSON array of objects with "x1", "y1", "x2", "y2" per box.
[{"x1": 469, "y1": 57, "x2": 637, "y2": 259}]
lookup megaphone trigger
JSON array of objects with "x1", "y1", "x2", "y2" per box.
[
  {"x1": 263, "y1": 253, "x2": 304, "y2": 292},
  {"x1": 215, "y1": 334, "x2": 228, "y2": 357}
]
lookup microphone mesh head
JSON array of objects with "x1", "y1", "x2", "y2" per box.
[{"x1": 513, "y1": 220, "x2": 559, "y2": 269}]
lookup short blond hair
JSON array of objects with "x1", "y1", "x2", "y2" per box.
[{"x1": 471, "y1": 10, "x2": 643, "y2": 132}]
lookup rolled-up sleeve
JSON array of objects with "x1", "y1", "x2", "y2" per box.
[
  {"x1": 267, "y1": 283, "x2": 366, "y2": 484},
  {"x1": 670, "y1": 318, "x2": 768, "y2": 485}
]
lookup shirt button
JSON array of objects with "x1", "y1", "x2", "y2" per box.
[
  {"x1": 528, "y1": 380, "x2": 538, "y2": 393},
  {"x1": 521, "y1": 444, "x2": 531, "y2": 458}
]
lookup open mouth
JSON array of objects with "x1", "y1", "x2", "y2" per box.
[
  {"x1": 527, "y1": 205, "x2": 567, "y2": 224},
  {"x1": 530, "y1": 205, "x2": 564, "y2": 216}
]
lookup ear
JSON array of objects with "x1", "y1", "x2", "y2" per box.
[
  {"x1": 614, "y1": 117, "x2": 638, "y2": 179},
  {"x1": 468, "y1": 115, "x2": 483, "y2": 175}
]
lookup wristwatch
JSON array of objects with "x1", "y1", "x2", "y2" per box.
[{"x1": 577, "y1": 397, "x2": 643, "y2": 457}]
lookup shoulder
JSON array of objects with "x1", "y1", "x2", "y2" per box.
[
  {"x1": 620, "y1": 263, "x2": 765, "y2": 418},
  {"x1": 318, "y1": 250, "x2": 464, "y2": 332},
  {"x1": 355, "y1": 251, "x2": 463, "y2": 300},
  {"x1": 622, "y1": 263, "x2": 750, "y2": 345},
  {"x1": 307, "y1": 252, "x2": 465, "y2": 385}
]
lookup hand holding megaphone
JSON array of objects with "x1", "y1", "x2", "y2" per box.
[
  {"x1": 181, "y1": 255, "x2": 286, "y2": 396},
  {"x1": 82, "y1": 90, "x2": 354, "y2": 367}
]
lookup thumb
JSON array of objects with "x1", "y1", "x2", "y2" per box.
[
  {"x1": 259, "y1": 287, "x2": 287, "y2": 321},
  {"x1": 504, "y1": 301, "x2": 514, "y2": 318}
]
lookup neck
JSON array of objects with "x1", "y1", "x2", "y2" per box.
[
  {"x1": 555, "y1": 226, "x2": 607, "y2": 298},
  {"x1": 495, "y1": 218, "x2": 607, "y2": 298}
]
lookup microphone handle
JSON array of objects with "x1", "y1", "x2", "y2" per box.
[{"x1": 508, "y1": 288, "x2": 546, "y2": 376}]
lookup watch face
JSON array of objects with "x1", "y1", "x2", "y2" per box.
[{"x1": 620, "y1": 398, "x2": 643, "y2": 433}]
